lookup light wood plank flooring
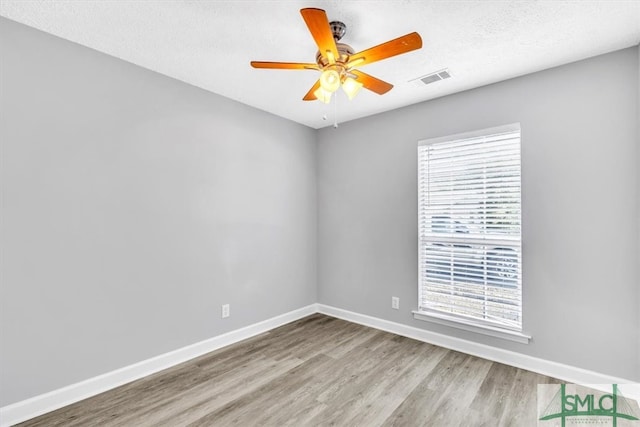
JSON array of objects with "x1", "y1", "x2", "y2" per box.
[{"x1": 18, "y1": 314, "x2": 561, "y2": 426}]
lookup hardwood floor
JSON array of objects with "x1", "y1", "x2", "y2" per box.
[{"x1": 18, "y1": 314, "x2": 560, "y2": 426}]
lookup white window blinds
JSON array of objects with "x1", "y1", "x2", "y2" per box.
[{"x1": 417, "y1": 124, "x2": 522, "y2": 331}]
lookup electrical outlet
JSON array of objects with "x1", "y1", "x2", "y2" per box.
[
  {"x1": 391, "y1": 297, "x2": 400, "y2": 310},
  {"x1": 222, "y1": 304, "x2": 230, "y2": 318}
]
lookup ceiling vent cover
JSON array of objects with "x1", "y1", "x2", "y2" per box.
[{"x1": 411, "y1": 69, "x2": 451, "y2": 86}]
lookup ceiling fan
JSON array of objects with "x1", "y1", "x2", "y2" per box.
[{"x1": 250, "y1": 8, "x2": 422, "y2": 103}]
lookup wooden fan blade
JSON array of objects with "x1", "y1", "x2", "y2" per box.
[
  {"x1": 303, "y1": 80, "x2": 321, "y2": 101},
  {"x1": 300, "y1": 8, "x2": 339, "y2": 63},
  {"x1": 251, "y1": 61, "x2": 319, "y2": 70},
  {"x1": 351, "y1": 70, "x2": 393, "y2": 95},
  {"x1": 347, "y1": 32, "x2": 422, "y2": 68}
]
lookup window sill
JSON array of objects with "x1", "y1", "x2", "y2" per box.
[{"x1": 412, "y1": 310, "x2": 531, "y2": 344}]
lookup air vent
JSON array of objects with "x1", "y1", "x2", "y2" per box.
[{"x1": 410, "y1": 69, "x2": 452, "y2": 87}]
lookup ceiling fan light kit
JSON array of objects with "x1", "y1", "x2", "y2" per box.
[{"x1": 250, "y1": 8, "x2": 422, "y2": 104}]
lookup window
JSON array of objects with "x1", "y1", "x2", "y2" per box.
[{"x1": 415, "y1": 124, "x2": 524, "y2": 339}]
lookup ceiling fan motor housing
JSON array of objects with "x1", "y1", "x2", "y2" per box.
[{"x1": 315, "y1": 43, "x2": 355, "y2": 69}]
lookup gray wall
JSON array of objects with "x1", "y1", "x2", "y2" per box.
[
  {"x1": 318, "y1": 47, "x2": 640, "y2": 381},
  {"x1": 0, "y1": 18, "x2": 317, "y2": 406}
]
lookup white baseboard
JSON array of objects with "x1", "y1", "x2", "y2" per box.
[
  {"x1": 316, "y1": 304, "x2": 636, "y2": 386},
  {"x1": 3, "y1": 302, "x2": 635, "y2": 426},
  {"x1": 0, "y1": 304, "x2": 318, "y2": 427}
]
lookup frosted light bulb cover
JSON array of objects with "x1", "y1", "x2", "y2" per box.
[
  {"x1": 314, "y1": 87, "x2": 332, "y2": 104},
  {"x1": 320, "y1": 69, "x2": 340, "y2": 93},
  {"x1": 342, "y1": 77, "x2": 363, "y2": 100}
]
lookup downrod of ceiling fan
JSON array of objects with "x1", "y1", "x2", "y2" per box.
[{"x1": 329, "y1": 21, "x2": 346, "y2": 41}]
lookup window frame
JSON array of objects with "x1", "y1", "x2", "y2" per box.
[{"x1": 413, "y1": 123, "x2": 530, "y2": 344}]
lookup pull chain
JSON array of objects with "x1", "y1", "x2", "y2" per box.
[{"x1": 333, "y1": 90, "x2": 339, "y2": 129}]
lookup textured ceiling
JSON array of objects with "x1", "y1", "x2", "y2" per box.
[{"x1": 2, "y1": 1, "x2": 639, "y2": 129}]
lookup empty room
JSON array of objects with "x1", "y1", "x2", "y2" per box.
[{"x1": 1, "y1": 1, "x2": 639, "y2": 426}]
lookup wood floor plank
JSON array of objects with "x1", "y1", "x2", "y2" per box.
[
  {"x1": 335, "y1": 341, "x2": 450, "y2": 426},
  {"x1": 470, "y1": 361, "x2": 520, "y2": 420},
  {"x1": 113, "y1": 356, "x2": 304, "y2": 426},
  {"x1": 314, "y1": 331, "x2": 409, "y2": 405},
  {"x1": 497, "y1": 370, "x2": 559, "y2": 426},
  {"x1": 186, "y1": 353, "x2": 336, "y2": 426},
  {"x1": 17, "y1": 314, "x2": 561, "y2": 427},
  {"x1": 380, "y1": 349, "x2": 492, "y2": 427}
]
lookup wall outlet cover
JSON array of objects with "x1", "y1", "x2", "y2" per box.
[{"x1": 222, "y1": 304, "x2": 230, "y2": 318}]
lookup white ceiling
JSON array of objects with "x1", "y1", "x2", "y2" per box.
[{"x1": 2, "y1": 1, "x2": 639, "y2": 129}]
